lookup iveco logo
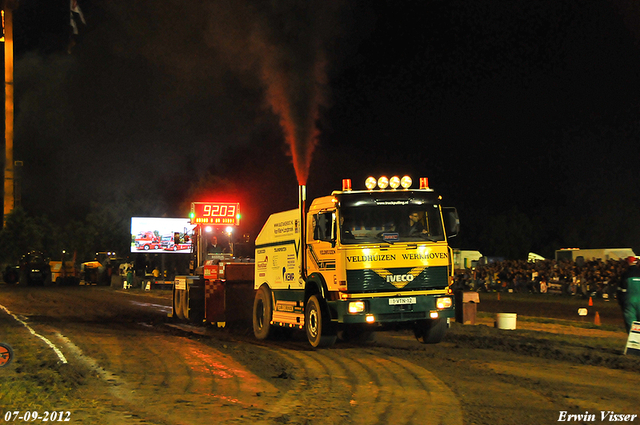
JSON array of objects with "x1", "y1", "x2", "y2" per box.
[
  {"x1": 374, "y1": 267, "x2": 424, "y2": 289},
  {"x1": 386, "y1": 274, "x2": 414, "y2": 283}
]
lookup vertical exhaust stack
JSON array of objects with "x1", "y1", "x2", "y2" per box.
[{"x1": 299, "y1": 185, "x2": 307, "y2": 279}]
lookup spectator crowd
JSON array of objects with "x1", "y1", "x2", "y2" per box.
[{"x1": 453, "y1": 257, "x2": 630, "y2": 300}]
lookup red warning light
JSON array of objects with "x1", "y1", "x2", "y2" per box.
[
  {"x1": 419, "y1": 177, "x2": 429, "y2": 189},
  {"x1": 342, "y1": 179, "x2": 352, "y2": 191}
]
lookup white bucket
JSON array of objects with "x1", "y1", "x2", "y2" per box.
[{"x1": 496, "y1": 313, "x2": 517, "y2": 330}]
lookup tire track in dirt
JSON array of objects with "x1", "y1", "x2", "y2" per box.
[
  {"x1": 4, "y1": 287, "x2": 463, "y2": 424},
  {"x1": 267, "y1": 348, "x2": 353, "y2": 424},
  {"x1": 257, "y1": 346, "x2": 463, "y2": 425},
  {"x1": 52, "y1": 327, "x2": 285, "y2": 424},
  {"x1": 324, "y1": 350, "x2": 390, "y2": 423},
  {"x1": 375, "y1": 354, "x2": 464, "y2": 425}
]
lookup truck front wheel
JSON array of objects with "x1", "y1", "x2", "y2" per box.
[
  {"x1": 305, "y1": 295, "x2": 336, "y2": 348},
  {"x1": 414, "y1": 318, "x2": 447, "y2": 344},
  {"x1": 253, "y1": 286, "x2": 273, "y2": 340}
]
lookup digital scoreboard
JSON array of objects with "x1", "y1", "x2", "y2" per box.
[{"x1": 190, "y1": 202, "x2": 240, "y2": 226}]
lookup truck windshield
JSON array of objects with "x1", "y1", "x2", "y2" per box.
[{"x1": 339, "y1": 204, "x2": 445, "y2": 244}]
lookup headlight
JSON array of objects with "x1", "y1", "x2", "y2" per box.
[
  {"x1": 436, "y1": 297, "x2": 453, "y2": 309},
  {"x1": 348, "y1": 301, "x2": 366, "y2": 313}
]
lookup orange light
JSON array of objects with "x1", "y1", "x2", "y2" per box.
[
  {"x1": 389, "y1": 176, "x2": 400, "y2": 189},
  {"x1": 342, "y1": 179, "x2": 352, "y2": 191},
  {"x1": 401, "y1": 176, "x2": 412, "y2": 189},
  {"x1": 377, "y1": 176, "x2": 389, "y2": 189},
  {"x1": 419, "y1": 177, "x2": 429, "y2": 189},
  {"x1": 365, "y1": 314, "x2": 375, "y2": 323}
]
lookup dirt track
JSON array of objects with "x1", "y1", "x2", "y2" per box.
[{"x1": 1, "y1": 285, "x2": 639, "y2": 424}]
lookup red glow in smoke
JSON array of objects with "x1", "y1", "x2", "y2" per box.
[{"x1": 262, "y1": 56, "x2": 325, "y2": 187}]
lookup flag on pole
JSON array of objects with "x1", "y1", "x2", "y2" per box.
[{"x1": 70, "y1": 0, "x2": 85, "y2": 35}]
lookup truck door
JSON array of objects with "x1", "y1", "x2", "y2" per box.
[{"x1": 307, "y1": 210, "x2": 337, "y2": 289}]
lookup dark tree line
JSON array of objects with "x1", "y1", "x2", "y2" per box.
[{"x1": 0, "y1": 191, "x2": 167, "y2": 267}]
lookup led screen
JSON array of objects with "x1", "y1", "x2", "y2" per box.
[{"x1": 131, "y1": 217, "x2": 196, "y2": 254}]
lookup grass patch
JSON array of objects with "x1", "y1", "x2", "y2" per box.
[{"x1": 0, "y1": 318, "x2": 88, "y2": 410}]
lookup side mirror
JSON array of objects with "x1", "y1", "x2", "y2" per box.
[{"x1": 443, "y1": 207, "x2": 460, "y2": 238}]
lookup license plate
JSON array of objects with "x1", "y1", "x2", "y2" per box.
[{"x1": 389, "y1": 297, "x2": 416, "y2": 305}]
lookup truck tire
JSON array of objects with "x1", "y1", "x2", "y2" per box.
[
  {"x1": 253, "y1": 286, "x2": 273, "y2": 340},
  {"x1": 414, "y1": 318, "x2": 447, "y2": 344},
  {"x1": 174, "y1": 289, "x2": 185, "y2": 320},
  {"x1": 305, "y1": 295, "x2": 336, "y2": 348}
]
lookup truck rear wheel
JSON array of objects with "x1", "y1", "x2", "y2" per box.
[
  {"x1": 253, "y1": 286, "x2": 273, "y2": 340},
  {"x1": 414, "y1": 318, "x2": 447, "y2": 344},
  {"x1": 174, "y1": 289, "x2": 185, "y2": 320},
  {"x1": 305, "y1": 295, "x2": 336, "y2": 348}
]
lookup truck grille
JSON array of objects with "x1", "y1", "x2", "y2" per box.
[{"x1": 346, "y1": 266, "x2": 448, "y2": 292}]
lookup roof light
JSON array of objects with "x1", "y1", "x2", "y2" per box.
[
  {"x1": 342, "y1": 179, "x2": 352, "y2": 191},
  {"x1": 419, "y1": 177, "x2": 429, "y2": 189},
  {"x1": 365, "y1": 175, "x2": 415, "y2": 190},
  {"x1": 365, "y1": 177, "x2": 377, "y2": 190}
]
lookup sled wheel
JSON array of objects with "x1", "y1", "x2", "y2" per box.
[{"x1": 174, "y1": 288, "x2": 185, "y2": 320}]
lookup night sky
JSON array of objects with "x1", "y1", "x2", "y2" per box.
[{"x1": 8, "y1": 0, "x2": 640, "y2": 258}]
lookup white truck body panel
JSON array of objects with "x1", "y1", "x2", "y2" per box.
[{"x1": 254, "y1": 209, "x2": 303, "y2": 290}]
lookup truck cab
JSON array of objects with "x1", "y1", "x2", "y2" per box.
[
  {"x1": 253, "y1": 176, "x2": 460, "y2": 347},
  {"x1": 135, "y1": 231, "x2": 160, "y2": 250}
]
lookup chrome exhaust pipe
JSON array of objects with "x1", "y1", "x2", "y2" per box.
[{"x1": 299, "y1": 185, "x2": 306, "y2": 279}]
